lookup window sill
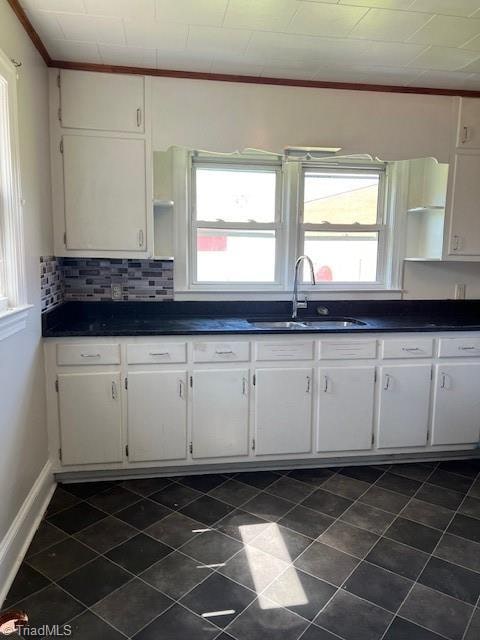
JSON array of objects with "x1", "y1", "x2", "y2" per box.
[
  {"x1": 174, "y1": 289, "x2": 403, "y2": 301},
  {"x1": 0, "y1": 305, "x2": 32, "y2": 342}
]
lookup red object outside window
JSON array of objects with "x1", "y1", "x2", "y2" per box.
[{"x1": 197, "y1": 236, "x2": 227, "y2": 251}]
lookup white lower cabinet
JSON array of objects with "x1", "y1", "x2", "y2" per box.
[
  {"x1": 377, "y1": 365, "x2": 432, "y2": 448},
  {"x1": 127, "y1": 371, "x2": 187, "y2": 462},
  {"x1": 317, "y1": 366, "x2": 375, "y2": 451},
  {"x1": 254, "y1": 368, "x2": 313, "y2": 455},
  {"x1": 191, "y1": 369, "x2": 249, "y2": 459},
  {"x1": 57, "y1": 372, "x2": 123, "y2": 465},
  {"x1": 432, "y1": 363, "x2": 480, "y2": 445}
]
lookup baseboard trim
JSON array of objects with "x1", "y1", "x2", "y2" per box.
[
  {"x1": 55, "y1": 450, "x2": 479, "y2": 483},
  {"x1": 0, "y1": 461, "x2": 55, "y2": 607}
]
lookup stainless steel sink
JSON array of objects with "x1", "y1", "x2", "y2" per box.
[{"x1": 248, "y1": 317, "x2": 366, "y2": 329}]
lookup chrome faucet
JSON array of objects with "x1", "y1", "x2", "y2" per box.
[{"x1": 292, "y1": 255, "x2": 315, "y2": 319}]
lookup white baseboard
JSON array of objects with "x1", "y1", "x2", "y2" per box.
[{"x1": 0, "y1": 462, "x2": 55, "y2": 608}]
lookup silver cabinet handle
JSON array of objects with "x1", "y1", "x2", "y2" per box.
[
  {"x1": 461, "y1": 125, "x2": 469, "y2": 144},
  {"x1": 384, "y1": 374, "x2": 392, "y2": 391},
  {"x1": 179, "y1": 379, "x2": 184, "y2": 398},
  {"x1": 149, "y1": 351, "x2": 169, "y2": 356},
  {"x1": 138, "y1": 229, "x2": 144, "y2": 247},
  {"x1": 242, "y1": 377, "x2": 248, "y2": 395},
  {"x1": 215, "y1": 349, "x2": 234, "y2": 355},
  {"x1": 452, "y1": 235, "x2": 461, "y2": 251},
  {"x1": 322, "y1": 375, "x2": 329, "y2": 392},
  {"x1": 440, "y1": 372, "x2": 448, "y2": 389},
  {"x1": 460, "y1": 346, "x2": 477, "y2": 351},
  {"x1": 111, "y1": 381, "x2": 118, "y2": 400},
  {"x1": 81, "y1": 353, "x2": 100, "y2": 358},
  {"x1": 306, "y1": 376, "x2": 311, "y2": 393},
  {"x1": 136, "y1": 108, "x2": 142, "y2": 127},
  {"x1": 402, "y1": 347, "x2": 421, "y2": 352}
]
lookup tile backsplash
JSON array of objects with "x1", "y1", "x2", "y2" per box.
[
  {"x1": 40, "y1": 257, "x2": 174, "y2": 312},
  {"x1": 40, "y1": 256, "x2": 64, "y2": 312}
]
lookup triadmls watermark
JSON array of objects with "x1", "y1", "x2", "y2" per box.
[{"x1": 0, "y1": 611, "x2": 71, "y2": 637}]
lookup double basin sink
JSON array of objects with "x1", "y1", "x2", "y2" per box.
[{"x1": 247, "y1": 317, "x2": 367, "y2": 329}]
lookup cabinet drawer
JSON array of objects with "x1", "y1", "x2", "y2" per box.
[
  {"x1": 438, "y1": 337, "x2": 480, "y2": 358},
  {"x1": 56, "y1": 343, "x2": 120, "y2": 366},
  {"x1": 256, "y1": 341, "x2": 314, "y2": 361},
  {"x1": 382, "y1": 338, "x2": 434, "y2": 359},
  {"x1": 319, "y1": 340, "x2": 377, "y2": 360},
  {"x1": 127, "y1": 343, "x2": 187, "y2": 364},
  {"x1": 193, "y1": 341, "x2": 250, "y2": 363}
]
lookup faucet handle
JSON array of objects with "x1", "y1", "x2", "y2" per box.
[{"x1": 316, "y1": 306, "x2": 329, "y2": 316}]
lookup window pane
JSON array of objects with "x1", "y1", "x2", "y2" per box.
[
  {"x1": 196, "y1": 229, "x2": 275, "y2": 283},
  {"x1": 303, "y1": 172, "x2": 379, "y2": 224},
  {"x1": 195, "y1": 167, "x2": 277, "y2": 223},
  {"x1": 304, "y1": 231, "x2": 378, "y2": 282}
]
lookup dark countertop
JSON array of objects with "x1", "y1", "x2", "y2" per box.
[{"x1": 42, "y1": 300, "x2": 480, "y2": 337}]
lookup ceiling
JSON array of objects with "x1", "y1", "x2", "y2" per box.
[{"x1": 17, "y1": 0, "x2": 480, "y2": 90}]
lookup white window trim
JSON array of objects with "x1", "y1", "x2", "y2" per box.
[
  {"x1": 0, "y1": 49, "x2": 29, "y2": 341},
  {"x1": 173, "y1": 149, "x2": 402, "y2": 300}
]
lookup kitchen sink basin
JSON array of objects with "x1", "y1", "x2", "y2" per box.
[{"x1": 247, "y1": 317, "x2": 366, "y2": 329}]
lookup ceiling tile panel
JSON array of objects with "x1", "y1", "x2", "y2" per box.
[
  {"x1": 155, "y1": 0, "x2": 228, "y2": 26},
  {"x1": 359, "y1": 40, "x2": 427, "y2": 65},
  {"x1": 55, "y1": 13, "x2": 126, "y2": 45},
  {"x1": 156, "y1": 50, "x2": 214, "y2": 72},
  {"x1": 22, "y1": 0, "x2": 86, "y2": 13},
  {"x1": 187, "y1": 26, "x2": 252, "y2": 56},
  {"x1": 408, "y1": 45, "x2": 480, "y2": 70},
  {"x1": 84, "y1": 0, "x2": 155, "y2": 19},
  {"x1": 409, "y1": 69, "x2": 479, "y2": 87},
  {"x1": 408, "y1": 15, "x2": 480, "y2": 47},
  {"x1": 408, "y1": 1, "x2": 480, "y2": 17},
  {"x1": 223, "y1": 0, "x2": 298, "y2": 32},
  {"x1": 24, "y1": 9, "x2": 64, "y2": 39},
  {"x1": 350, "y1": 8, "x2": 432, "y2": 41},
  {"x1": 124, "y1": 19, "x2": 187, "y2": 50},
  {"x1": 286, "y1": 2, "x2": 369, "y2": 37},
  {"x1": 48, "y1": 38, "x2": 101, "y2": 62},
  {"x1": 99, "y1": 44, "x2": 156, "y2": 66},
  {"x1": 338, "y1": 0, "x2": 415, "y2": 7}
]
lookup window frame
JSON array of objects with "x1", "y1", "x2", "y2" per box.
[
  {"x1": 188, "y1": 154, "x2": 285, "y2": 291},
  {"x1": 297, "y1": 161, "x2": 390, "y2": 290},
  {"x1": 0, "y1": 49, "x2": 29, "y2": 339}
]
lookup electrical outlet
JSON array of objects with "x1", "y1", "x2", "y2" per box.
[
  {"x1": 111, "y1": 283, "x2": 122, "y2": 300},
  {"x1": 455, "y1": 283, "x2": 466, "y2": 300}
]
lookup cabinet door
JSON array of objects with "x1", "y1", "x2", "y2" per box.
[
  {"x1": 57, "y1": 372, "x2": 122, "y2": 465},
  {"x1": 62, "y1": 135, "x2": 147, "y2": 252},
  {"x1": 60, "y1": 70, "x2": 144, "y2": 133},
  {"x1": 447, "y1": 152, "x2": 480, "y2": 256},
  {"x1": 432, "y1": 363, "x2": 480, "y2": 445},
  {"x1": 318, "y1": 366, "x2": 375, "y2": 452},
  {"x1": 127, "y1": 371, "x2": 187, "y2": 462},
  {"x1": 377, "y1": 365, "x2": 431, "y2": 449},
  {"x1": 192, "y1": 369, "x2": 249, "y2": 459},
  {"x1": 255, "y1": 368, "x2": 313, "y2": 455},
  {"x1": 457, "y1": 98, "x2": 480, "y2": 149}
]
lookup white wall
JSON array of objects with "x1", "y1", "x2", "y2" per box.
[
  {"x1": 0, "y1": 1, "x2": 52, "y2": 543},
  {"x1": 152, "y1": 76, "x2": 457, "y2": 162},
  {"x1": 404, "y1": 261, "x2": 480, "y2": 299}
]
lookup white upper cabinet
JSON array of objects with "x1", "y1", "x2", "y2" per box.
[
  {"x1": 457, "y1": 98, "x2": 480, "y2": 149},
  {"x1": 254, "y1": 368, "x2": 313, "y2": 456},
  {"x1": 127, "y1": 370, "x2": 187, "y2": 462},
  {"x1": 317, "y1": 366, "x2": 375, "y2": 452},
  {"x1": 445, "y1": 150, "x2": 480, "y2": 258},
  {"x1": 432, "y1": 363, "x2": 480, "y2": 446},
  {"x1": 377, "y1": 364, "x2": 431, "y2": 449},
  {"x1": 62, "y1": 135, "x2": 147, "y2": 252},
  {"x1": 60, "y1": 70, "x2": 145, "y2": 133}
]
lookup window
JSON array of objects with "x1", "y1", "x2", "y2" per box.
[
  {"x1": 179, "y1": 151, "x2": 393, "y2": 296},
  {"x1": 190, "y1": 157, "x2": 282, "y2": 287},
  {"x1": 300, "y1": 167, "x2": 386, "y2": 285},
  {"x1": 0, "y1": 49, "x2": 28, "y2": 338}
]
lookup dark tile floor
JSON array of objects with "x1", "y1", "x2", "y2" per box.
[{"x1": 2, "y1": 459, "x2": 480, "y2": 640}]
